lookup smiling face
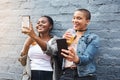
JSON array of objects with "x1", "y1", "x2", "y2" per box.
[
  {"x1": 72, "y1": 10, "x2": 90, "y2": 31},
  {"x1": 36, "y1": 17, "x2": 52, "y2": 34}
]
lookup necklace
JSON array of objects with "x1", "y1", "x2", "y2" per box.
[{"x1": 77, "y1": 29, "x2": 87, "y2": 32}]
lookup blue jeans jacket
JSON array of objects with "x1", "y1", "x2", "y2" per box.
[{"x1": 76, "y1": 31, "x2": 100, "y2": 77}]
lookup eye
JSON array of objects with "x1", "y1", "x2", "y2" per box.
[
  {"x1": 72, "y1": 17, "x2": 82, "y2": 20},
  {"x1": 73, "y1": 17, "x2": 75, "y2": 19},
  {"x1": 77, "y1": 17, "x2": 82, "y2": 20},
  {"x1": 41, "y1": 20, "x2": 47, "y2": 24},
  {"x1": 37, "y1": 21, "x2": 40, "y2": 24}
]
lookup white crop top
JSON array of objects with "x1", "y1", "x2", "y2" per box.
[{"x1": 28, "y1": 44, "x2": 52, "y2": 71}]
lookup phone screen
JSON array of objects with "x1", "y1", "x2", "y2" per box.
[
  {"x1": 22, "y1": 15, "x2": 30, "y2": 28},
  {"x1": 56, "y1": 39, "x2": 68, "y2": 55}
]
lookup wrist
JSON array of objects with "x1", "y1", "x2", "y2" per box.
[
  {"x1": 30, "y1": 33, "x2": 36, "y2": 38},
  {"x1": 20, "y1": 51, "x2": 26, "y2": 56},
  {"x1": 74, "y1": 56, "x2": 80, "y2": 64}
]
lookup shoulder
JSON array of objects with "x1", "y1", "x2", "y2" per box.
[
  {"x1": 90, "y1": 33, "x2": 99, "y2": 42},
  {"x1": 87, "y1": 33, "x2": 100, "y2": 47},
  {"x1": 84, "y1": 32, "x2": 100, "y2": 44},
  {"x1": 52, "y1": 35, "x2": 60, "y2": 39},
  {"x1": 84, "y1": 31, "x2": 99, "y2": 39},
  {"x1": 88, "y1": 33, "x2": 99, "y2": 39},
  {"x1": 50, "y1": 35, "x2": 60, "y2": 41},
  {"x1": 47, "y1": 35, "x2": 60, "y2": 45}
]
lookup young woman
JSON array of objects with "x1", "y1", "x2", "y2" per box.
[
  {"x1": 19, "y1": 15, "x2": 58, "y2": 80},
  {"x1": 59, "y1": 9, "x2": 100, "y2": 80}
]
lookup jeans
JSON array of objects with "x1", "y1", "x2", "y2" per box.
[
  {"x1": 59, "y1": 68, "x2": 97, "y2": 80},
  {"x1": 31, "y1": 70, "x2": 53, "y2": 80}
]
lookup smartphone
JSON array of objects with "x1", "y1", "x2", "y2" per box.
[
  {"x1": 56, "y1": 39, "x2": 68, "y2": 55},
  {"x1": 22, "y1": 15, "x2": 30, "y2": 28}
]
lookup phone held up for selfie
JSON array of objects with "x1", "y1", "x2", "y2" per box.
[{"x1": 22, "y1": 15, "x2": 30, "y2": 28}]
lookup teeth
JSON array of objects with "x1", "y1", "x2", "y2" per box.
[
  {"x1": 74, "y1": 25, "x2": 77, "y2": 27},
  {"x1": 38, "y1": 26, "x2": 43, "y2": 28}
]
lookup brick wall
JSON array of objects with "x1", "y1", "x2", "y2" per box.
[{"x1": 0, "y1": 0, "x2": 120, "y2": 80}]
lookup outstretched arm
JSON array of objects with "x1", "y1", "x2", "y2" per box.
[{"x1": 22, "y1": 23, "x2": 47, "y2": 51}]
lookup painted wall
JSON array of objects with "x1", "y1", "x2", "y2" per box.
[{"x1": 0, "y1": 0, "x2": 120, "y2": 80}]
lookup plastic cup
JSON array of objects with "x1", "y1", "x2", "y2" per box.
[{"x1": 65, "y1": 28, "x2": 76, "y2": 46}]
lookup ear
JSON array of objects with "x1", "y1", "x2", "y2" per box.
[
  {"x1": 86, "y1": 19, "x2": 90, "y2": 25},
  {"x1": 49, "y1": 26, "x2": 52, "y2": 30}
]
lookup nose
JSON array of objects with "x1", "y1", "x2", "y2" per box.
[
  {"x1": 36, "y1": 23, "x2": 41, "y2": 29},
  {"x1": 37, "y1": 22, "x2": 43, "y2": 27},
  {"x1": 38, "y1": 23, "x2": 42, "y2": 26},
  {"x1": 72, "y1": 18, "x2": 77, "y2": 23},
  {"x1": 36, "y1": 24, "x2": 39, "y2": 29}
]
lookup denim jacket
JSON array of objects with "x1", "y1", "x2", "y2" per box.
[{"x1": 76, "y1": 31, "x2": 99, "y2": 77}]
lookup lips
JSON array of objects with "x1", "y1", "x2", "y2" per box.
[
  {"x1": 73, "y1": 22, "x2": 79, "y2": 26},
  {"x1": 73, "y1": 23, "x2": 79, "y2": 28},
  {"x1": 74, "y1": 24, "x2": 77, "y2": 27},
  {"x1": 36, "y1": 27, "x2": 42, "y2": 32},
  {"x1": 37, "y1": 25, "x2": 44, "y2": 29}
]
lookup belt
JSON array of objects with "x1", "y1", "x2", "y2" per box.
[{"x1": 64, "y1": 66, "x2": 77, "y2": 70}]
